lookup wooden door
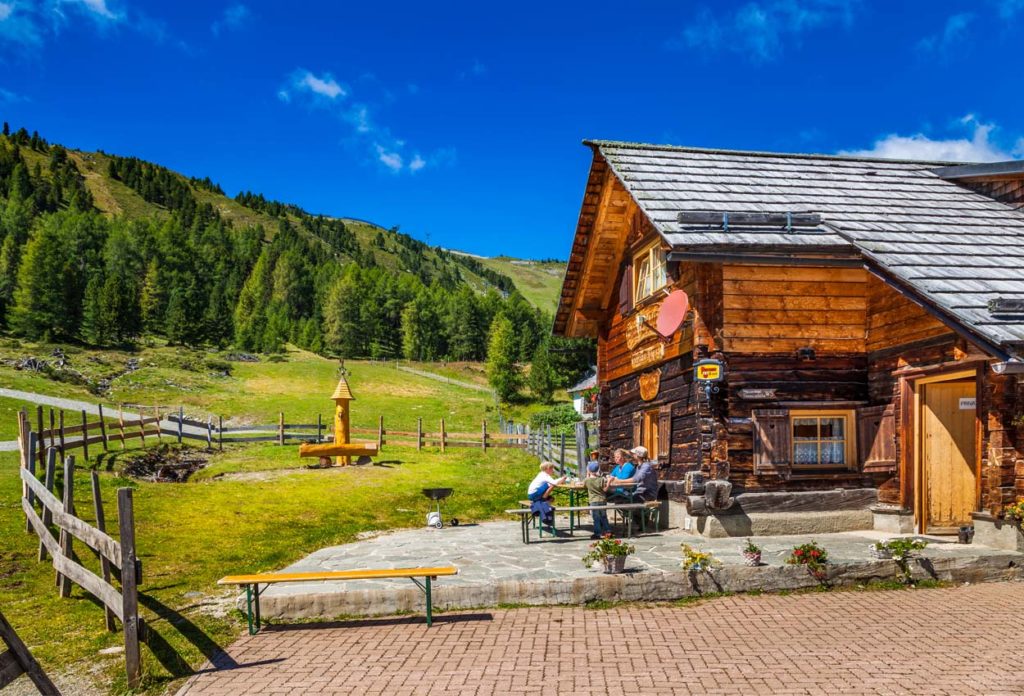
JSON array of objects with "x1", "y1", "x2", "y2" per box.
[{"x1": 921, "y1": 381, "x2": 977, "y2": 533}]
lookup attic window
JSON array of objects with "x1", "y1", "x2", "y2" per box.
[{"x1": 633, "y1": 243, "x2": 667, "y2": 301}]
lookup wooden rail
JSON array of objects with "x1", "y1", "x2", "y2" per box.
[
  {"x1": 17, "y1": 412, "x2": 142, "y2": 688},
  {"x1": 0, "y1": 608, "x2": 59, "y2": 694}
]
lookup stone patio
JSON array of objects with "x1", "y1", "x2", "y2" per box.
[{"x1": 250, "y1": 515, "x2": 1024, "y2": 621}]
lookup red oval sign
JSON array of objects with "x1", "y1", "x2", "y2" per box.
[{"x1": 656, "y1": 290, "x2": 690, "y2": 337}]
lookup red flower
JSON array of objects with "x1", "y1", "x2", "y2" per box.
[
  {"x1": 794, "y1": 549, "x2": 804, "y2": 556},
  {"x1": 810, "y1": 550, "x2": 821, "y2": 558}
]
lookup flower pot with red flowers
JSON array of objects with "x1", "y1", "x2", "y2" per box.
[
  {"x1": 785, "y1": 541, "x2": 829, "y2": 584},
  {"x1": 582, "y1": 534, "x2": 635, "y2": 574}
]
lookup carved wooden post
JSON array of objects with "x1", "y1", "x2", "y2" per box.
[{"x1": 117, "y1": 488, "x2": 141, "y2": 689}]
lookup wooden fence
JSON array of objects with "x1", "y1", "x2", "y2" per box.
[
  {"x1": 515, "y1": 420, "x2": 597, "y2": 478},
  {"x1": 0, "y1": 607, "x2": 59, "y2": 695},
  {"x1": 16, "y1": 412, "x2": 142, "y2": 688},
  {"x1": 20, "y1": 402, "x2": 533, "y2": 459}
]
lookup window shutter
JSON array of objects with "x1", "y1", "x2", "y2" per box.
[
  {"x1": 658, "y1": 405, "x2": 672, "y2": 464},
  {"x1": 618, "y1": 261, "x2": 633, "y2": 314},
  {"x1": 632, "y1": 411, "x2": 642, "y2": 449},
  {"x1": 857, "y1": 404, "x2": 896, "y2": 473},
  {"x1": 752, "y1": 409, "x2": 791, "y2": 475}
]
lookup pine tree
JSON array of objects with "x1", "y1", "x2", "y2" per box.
[
  {"x1": 529, "y1": 338, "x2": 556, "y2": 403},
  {"x1": 486, "y1": 314, "x2": 522, "y2": 402},
  {"x1": 164, "y1": 288, "x2": 189, "y2": 346},
  {"x1": 140, "y1": 261, "x2": 166, "y2": 334},
  {"x1": 0, "y1": 233, "x2": 19, "y2": 328},
  {"x1": 2, "y1": 122, "x2": 9, "y2": 137}
]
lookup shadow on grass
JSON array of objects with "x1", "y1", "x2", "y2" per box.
[
  {"x1": 261, "y1": 612, "x2": 494, "y2": 632},
  {"x1": 139, "y1": 591, "x2": 237, "y2": 678}
]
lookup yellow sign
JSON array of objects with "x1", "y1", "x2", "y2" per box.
[{"x1": 695, "y1": 360, "x2": 724, "y2": 382}]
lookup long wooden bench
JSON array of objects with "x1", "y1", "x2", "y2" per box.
[
  {"x1": 506, "y1": 502, "x2": 660, "y2": 543},
  {"x1": 218, "y1": 566, "x2": 459, "y2": 634}
]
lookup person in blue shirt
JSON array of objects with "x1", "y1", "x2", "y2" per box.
[{"x1": 608, "y1": 448, "x2": 636, "y2": 500}]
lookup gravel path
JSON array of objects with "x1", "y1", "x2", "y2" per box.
[{"x1": 395, "y1": 365, "x2": 493, "y2": 393}]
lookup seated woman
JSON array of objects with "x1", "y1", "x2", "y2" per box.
[
  {"x1": 526, "y1": 461, "x2": 565, "y2": 531},
  {"x1": 607, "y1": 448, "x2": 636, "y2": 501}
]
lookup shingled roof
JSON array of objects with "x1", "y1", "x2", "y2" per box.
[{"x1": 578, "y1": 140, "x2": 1024, "y2": 357}]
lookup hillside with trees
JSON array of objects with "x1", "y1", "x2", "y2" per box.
[{"x1": 0, "y1": 123, "x2": 592, "y2": 398}]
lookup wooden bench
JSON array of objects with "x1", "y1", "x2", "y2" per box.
[
  {"x1": 506, "y1": 503, "x2": 660, "y2": 543},
  {"x1": 218, "y1": 566, "x2": 459, "y2": 634}
]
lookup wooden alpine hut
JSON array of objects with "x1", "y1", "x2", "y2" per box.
[{"x1": 554, "y1": 141, "x2": 1024, "y2": 541}]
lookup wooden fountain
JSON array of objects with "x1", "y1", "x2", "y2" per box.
[{"x1": 298, "y1": 376, "x2": 378, "y2": 466}]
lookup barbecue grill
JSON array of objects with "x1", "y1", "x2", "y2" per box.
[{"x1": 421, "y1": 488, "x2": 459, "y2": 528}]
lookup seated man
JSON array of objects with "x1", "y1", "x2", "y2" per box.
[
  {"x1": 527, "y1": 461, "x2": 565, "y2": 530},
  {"x1": 607, "y1": 445, "x2": 659, "y2": 502}
]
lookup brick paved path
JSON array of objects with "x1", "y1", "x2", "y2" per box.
[{"x1": 177, "y1": 582, "x2": 1024, "y2": 695}]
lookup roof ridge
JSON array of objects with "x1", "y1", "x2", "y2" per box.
[{"x1": 584, "y1": 139, "x2": 971, "y2": 167}]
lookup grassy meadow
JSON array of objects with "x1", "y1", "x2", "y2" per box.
[{"x1": 0, "y1": 440, "x2": 537, "y2": 694}]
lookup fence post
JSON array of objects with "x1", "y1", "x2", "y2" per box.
[
  {"x1": 49, "y1": 409, "x2": 55, "y2": 452},
  {"x1": 559, "y1": 433, "x2": 566, "y2": 473},
  {"x1": 206, "y1": 418, "x2": 213, "y2": 449},
  {"x1": 98, "y1": 404, "x2": 108, "y2": 451},
  {"x1": 575, "y1": 421, "x2": 588, "y2": 479},
  {"x1": 177, "y1": 407, "x2": 183, "y2": 444},
  {"x1": 58, "y1": 410, "x2": 66, "y2": 459},
  {"x1": 117, "y1": 488, "x2": 141, "y2": 690},
  {"x1": 23, "y1": 427, "x2": 36, "y2": 535},
  {"x1": 90, "y1": 470, "x2": 116, "y2": 633},
  {"x1": 38, "y1": 448, "x2": 56, "y2": 562},
  {"x1": 416, "y1": 418, "x2": 422, "y2": 452},
  {"x1": 317, "y1": 414, "x2": 322, "y2": 443},
  {"x1": 58, "y1": 455, "x2": 74, "y2": 598},
  {"x1": 81, "y1": 410, "x2": 89, "y2": 461},
  {"x1": 481, "y1": 420, "x2": 487, "y2": 452},
  {"x1": 218, "y1": 416, "x2": 223, "y2": 451},
  {"x1": 36, "y1": 405, "x2": 44, "y2": 468},
  {"x1": 278, "y1": 412, "x2": 284, "y2": 446},
  {"x1": 138, "y1": 408, "x2": 146, "y2": 447},
  {"x1": 377, "y1": 415, "x2": 384, "y2": 451},
  {"x1": 118, "y1": 406, "x2": 126, "y2": 451},
  {"x1": 440, "y1": 418, "x2": 446, "y2": 453},
  {"x1": 155, "y1": 406, "x2": 163, "y2": 442}
]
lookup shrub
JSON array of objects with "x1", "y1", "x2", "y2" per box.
[
  {"x1": 786, "y1": 541, "x2": 829, "y2": 583},
  {"x1": 204, "y1": 358, "x2": 233, "y2": 376},
  {"x1": 529, "y1": 403, "x2": 580, "y2": 436}
]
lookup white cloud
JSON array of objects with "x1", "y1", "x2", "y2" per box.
[
  {"x1": 211, "y1": 3, "x2": 249, "y2": 35},
  {"x1": 73, "y1": 0, "x2": 120, "y2": 20},
  {"x1": 917, "y1": 12, "x2": 974, "y2": 54},
  {"x1": 0, "y1": 3, "x2": 12, "y2": 21},
  {"x1": 0, "y1": 1, "x2": 44, "y2": 47},
  {"x1": 375, "y1": 144, "x2": 403, "y2": 172},
  {"x1": 666, "y1": 0, "x2": 860, "y2": 62},
  {"x1": 280, "y1": 67, "x2": 452, "y2": 174},
  {"x1": 295, "y1": 70, "x2": 345, "y2": 99},
  {"x1": 842, "y1": 115, "x2": 1017, "y2": 163}
]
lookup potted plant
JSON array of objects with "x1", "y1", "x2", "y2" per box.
[
  {"x1": 739, "y1": 539, "x2": 762, "y2": 566},
  {"x1": 582, "y1": 534, "x2": 635, "y2": 574},
  {"x1": 680, "y1": 544, "x2": 719, "y2": 572},
  {"x1": 785, "y1": 541, "x2": 829, "y2": 583},
  {"x1": 1005, "y1": 501, "x2": 1024, "y2": 524}
]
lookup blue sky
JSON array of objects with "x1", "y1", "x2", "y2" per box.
[{"x1": 0, "y1": 0, "x2": 1022, "y2": 259}]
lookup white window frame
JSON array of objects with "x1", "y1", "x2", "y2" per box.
[{"x1": 633, "y1": 242, "x2": 667, "y2": 302}]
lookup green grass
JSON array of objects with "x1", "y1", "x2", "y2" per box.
[
  {"x1": 0, "y1": 442, "x2": 536, "y2": 693},
  {"x1": 478, "y1": 257, "x2": 565, "y2": 314},
  {"x1": 0, "y1": 342, "x2": 505, "y2": 432},
  {"x1": 0, "y1": 397, "x2": 30, "y2": 439}
]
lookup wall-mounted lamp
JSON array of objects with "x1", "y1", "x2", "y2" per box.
[{"x1": 797, "y1": 346, "x2": 816, "y2": 362}]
